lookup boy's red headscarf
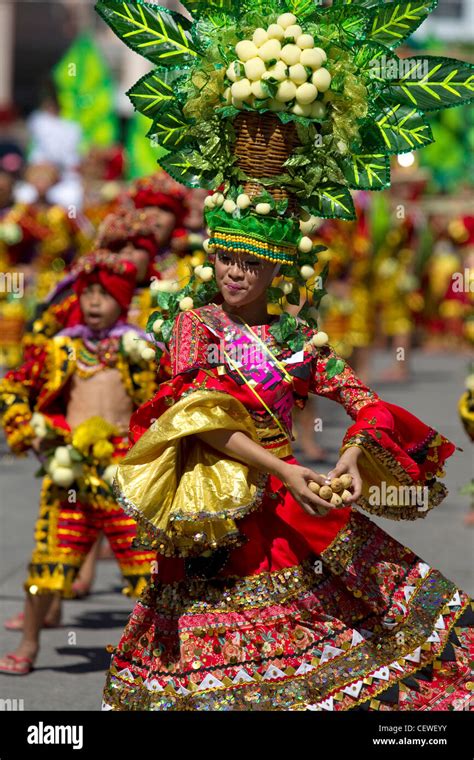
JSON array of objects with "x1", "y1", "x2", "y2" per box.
[{"x1": 72, "y1": 251, "x2": 137, "y2": 318}]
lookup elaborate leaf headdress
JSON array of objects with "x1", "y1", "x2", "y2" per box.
[{"x1": 96, "y1": 0, "x2": 473, "y2": 285}]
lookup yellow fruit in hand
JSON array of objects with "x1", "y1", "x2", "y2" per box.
[
  {"x1": 330, "y1": 493, "x2": 342, "y2": 507},
  {"x1": 341, "y1": 489, "x2": 353, "y2": 503},
  {"x1": 308, "y1": 481, "x2": 320, "y2": 494},
  {"x1": 330, "y1": 477, "x2": 343, "y2": 493},
  {"x1": 340, "y1": 473, "x2": 353, "y2": 489},
  {"x1": 319, "y1": 485, "x2": 333, "y2": 501}
]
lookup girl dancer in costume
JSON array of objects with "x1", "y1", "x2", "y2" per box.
[
  {"x1": 97, "y1": 0, "x2": 474, "y2": 710},
  {"x1": 0, "y1": 253, "x2": 159, "y2": 674}
]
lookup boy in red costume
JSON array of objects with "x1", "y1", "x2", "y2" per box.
[{"x1": 0, "y1": 252, "x2": 159, "y2": 674}]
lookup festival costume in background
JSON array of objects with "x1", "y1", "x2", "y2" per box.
[
  {"x1": 0, "y1": 255, "x2": 159, "y2": 597},
  {"x1": 102, "y1": 305, "x2": 473, "y2": 711}
]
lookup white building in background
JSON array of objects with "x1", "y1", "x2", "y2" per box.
[{"x1": 416, "y1": 0, "x2": 474, "y2": 42}]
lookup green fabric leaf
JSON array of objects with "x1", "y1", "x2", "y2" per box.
[
  {"x1": 286, "y1": 288, "x2": 301, "y2": 306},
  {"x1": 287, "y1": 333, "x2": 306, "y2": 352},
  {"x1": 96, "y1": 1, "x2": 199, "y2": 67},
  {"x1": 338, "y1": 152, "x2": 390, "y2": 189},
  {"x1": 326, "y1": 357, "x2": 346, "y2": 379},
  {"x1": 128, "y1": 68, "x2": 189, "y2": 120},
  {"x1": 306, "y1": 184, "x2": 357, "y2": 221},
  {"x1": 384, "y1": 56, "x2": 474, "y2": 112},
  {"x1": 367, "y1": 0, "x2": 437, "y2": 49},
  {"x1": 159, "y1": 149, "x2": 206, "y2": 187},
  {"x1": 361, "y1": 102, "x2": 434, "y2": 153},
  {"x1": 147, "y1": 105, "x2": 192, "y2": 149},
  {"x1": 267, "y1": 286, "x2": 284, "y2": 304},
  {"x1": 285, "y1": 0, "x2": 320, "y2": 19}
]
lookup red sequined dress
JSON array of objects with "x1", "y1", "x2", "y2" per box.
[{"x1": 103, "y1": 303, "x2": 473, "y2": 711}]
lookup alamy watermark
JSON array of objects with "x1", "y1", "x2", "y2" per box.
[
  {"x1": 369, "y1": 56, "x2": 429, "y2": 80},
  {"x1": 368, "y1": 483, "x2": 429, "y2": 512},
  {"x1": 0, "y1": 271, "x2": 24, "y2": 298}
]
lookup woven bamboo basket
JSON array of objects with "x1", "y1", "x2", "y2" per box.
[{"x1": 233, "y1": 111, "x2": 300, "y2": 214}]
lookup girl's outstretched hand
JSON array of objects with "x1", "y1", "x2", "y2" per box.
[
  {"x1": 278, "y1": 463, "x2": 338, "y2": 517},
  {"x1": 324, "y1": 446, "x2": 363, "y2": 505}
]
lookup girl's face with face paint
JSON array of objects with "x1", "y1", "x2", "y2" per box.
[{"x1": 214, "y1": 250, "x2": 279, "y2": 311}]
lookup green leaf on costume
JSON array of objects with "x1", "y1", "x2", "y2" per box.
[
  {"x1": 367, "y1": 0, "x2": 437, "y2": 49},
  {"x1": 287, "y1": 333, "x2": 306, "y2": 352},
  {"x1": 338, "y1": 152, "x2": 390, "y2": 189},
  {"x1": 267, "y1": 286, "x2": 284, "y2": 304},
  {"x1": 128, "y1": 69, "x2": 189, "y2": 121},
  {"x1": 156, "y1": 292, "x2": 173, "y2": 311},
  {"x1": 363, "y1": 102, "x2": 434, "y2": 152},
  {"x1": 148, "y1": 106, "x2": 191, "y2": 149},
  {"x1": 326, "y1": 357, "x2": 346, "y2": 379},
  {"x1": 307, "y1": 184, "x2": 356, "y2": 221},
  {"x1": 285, "y1": 0, "x2": 318, "y2": 19},
  {"x1": 159, "y1": 149, "x2": 204, "y2": 187},
  {"x1": 385, "y1": 57, "x2": 474, "y2": 112},
  {"x1": 95, "y1": 1, "x2": 198, "y2": 67},
  {"x1": 161, "y1": 319, "x2": 175, "y2": 344},
  {"x1": 269, "y1": 313, "x2": 298, "y2": 344},
  {"x1": 285, "y1": 288, "x2": 301, "y2": 306}
]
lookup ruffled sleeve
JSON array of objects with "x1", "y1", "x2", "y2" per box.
[
  {"x1": 118, "y1": 310, "x2": 268, "y2": 558},
  {"x1": 309, "y1": 343, "x2": 456, "y2": 520}
]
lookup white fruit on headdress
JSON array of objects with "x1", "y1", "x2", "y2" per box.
[
  {"x1": 277, "y1": 12, "x2": 297, "y2": 29},
  {"x1": 296, "y1": 83, "x2": 318, "y2": 104},
  {"x1": 311, "y1": 101, "x2": 326, "y2": 119},
  {"x1": 288, "y1": 63, "x2": 307, "y2": 85},
  {"x1": 297, "y1": 34, "x2": 315, "y2": 49},
  {"x1": 253, "y1": 28, "x2": 268, "y2": 47},
  {"x1": 152, "y1": 318, "x2": 164, "y2": 334},
  {"x1": 284, "y1": 24, "x2": 303, "y2": 40},
  {"x1": 202, "y1": 238, "x2": 211, "y2": 253},
  {"x1": 281, "y1": 281, "x2": 293, "y2": 294},
  {"x1": 267, "y1": 23, "x2": 285, "y2": 40},
  {"x1": 258, "y1": 38, "x2": 282, "y2": 62},
  {"x1": 102, "y1": 464, "x2": 118, "y2": 486},
  {"x1": 292, "y1": 102, "x2": 312, "y2": 117},
  {"x1": 299, "y1": 236, "x2": 313, "y2": 253},
  {"x1": 204, "y1": 195, "x2": 214, "y2": 209},
  {"x1": 255, "y1": 203, "x2": 271, "y2": 215},
  {"x1": 311, "y1": 331, "x2": 329, "y2": 347},
  {"x1": 122, "y1": 329, "x2": 139, "y2": 352},
  {"x1": 276, "y1": 80, "x2": 297, "y2": 102},
  {"x1": 280, "y1": 44, "x2": 301, "y2": 66},
  {"x1": 30, "y1": 412, "x2": 47, "y2": 439},
  {"x1": 213, "y1": 192, "x2": 224, "y2": 205},
  {"x1": 263, "y1": 61, "x2": 287, "y2": 82},
  {"x1": 251, "y1": 80, "x2": 268, "y2": 99},
  {"x1": 231, "y1": 79, "x2": 252, "y2": 100},
  {"x1": 198, "y1": 267, "x2": 213, "y2": 282},
  {"x1": 300, "y1": 215, "x2": 319, "y2": 234},
  {"x1": 300, "y1": 264, "x2": 315, "y2": 279},
  {"x1": 223, "y1": 199, "x2": 237, "y2": 213},
  {"x1": 226, "y1": 62, "x2": 240, "y2": 82},
  {"x1": 244, "y1": 57, "x2": 266, "y2": 81},
  {"x1": 223, "y1": 87, "x2": 232, "y2": 105},
  {"x1": 314, "y1": 47, "x2": 328, "y2": 63},
  {"x1": 141, "y1": 347, "x2": 156, "y2": 362},
  {"x1": 236, "y1": 193, "x2": 252, "y2": 209},
  {"x1": 179, "y1": 297, "x2": 194, "y2": 311},
  {"x1": 235, "y1": 40, "x2": 258, "y2": 62},
  {"x1": 300, "y1": 48, "x2": 324, "y2": 69},
  {"x1": 55, "y1": 446, "x2": 72, "y2": 467},
  {"x1": 51, "y1": 466, "x2": 75, "y2": 488},
  {"x1": 312, "y1": 68, "x2": 331, "y2": 91}
]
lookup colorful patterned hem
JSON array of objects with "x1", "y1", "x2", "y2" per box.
[{"x1": 102, "y1": 512, "x2": 474, "y2": 711}]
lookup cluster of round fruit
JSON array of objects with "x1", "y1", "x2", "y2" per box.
[
  {"x1": 224, "y1": 12, "x2": 331, "y2": 117},
  {"x1": 308, "y1": 473, "x2": 354, "y2": 515}
]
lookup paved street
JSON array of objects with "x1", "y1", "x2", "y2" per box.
[{"x1": 0, "y1": 348, "x2": 472, "y2": 711}]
